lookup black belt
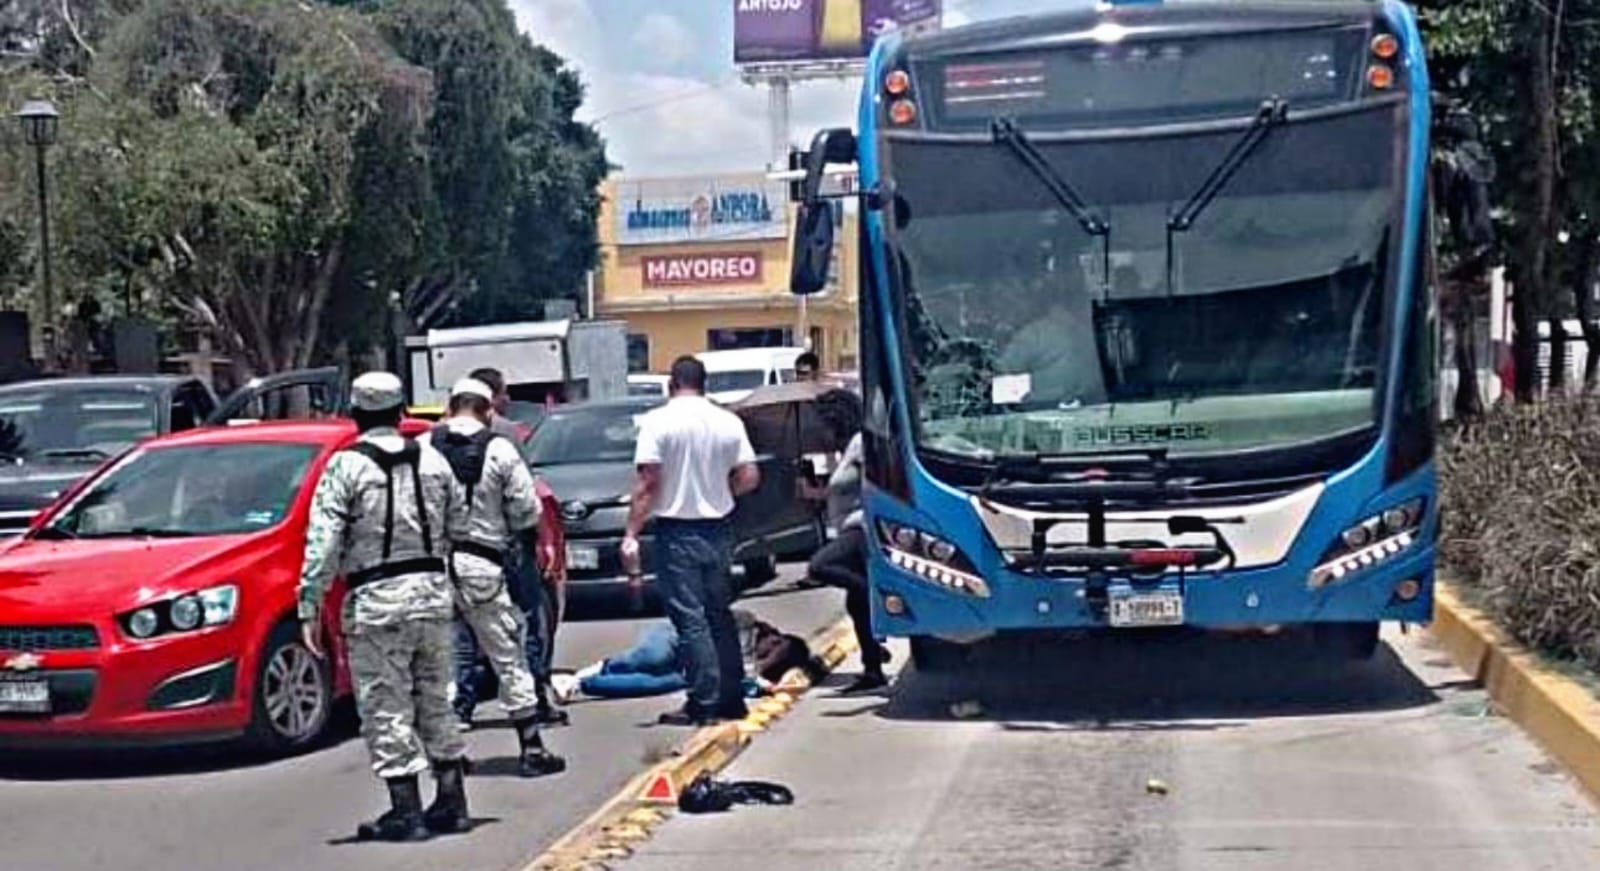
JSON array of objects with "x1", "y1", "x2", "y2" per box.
[
  {"x1": 451, "y1": 540, "x2": 506, "y2": 567},
  {"x1": 347, "y1": 557, "x2": 447, "y2": 589},
  {"x1": 654, "y1": 516, "x2": 730, "y2": 529}
]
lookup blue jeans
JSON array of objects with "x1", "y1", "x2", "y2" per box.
[
  {"x1": 581, "y1": 623, "x2": 688, "y2": 697},
  {"x1": 655, "y1": 518, "x2": 745, "y2": 716}
]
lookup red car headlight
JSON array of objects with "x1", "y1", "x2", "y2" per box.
[{"x1": 120, "y1": 584, "x2": 240, "y2": 640}]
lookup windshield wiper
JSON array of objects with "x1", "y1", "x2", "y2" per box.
[
  {"x1": 991, "y1": 117, "x2": 1109, "y2": 239},
  {"x1": 37, "y1": 447, "x2": 111, "y2": 462},
  {"x1": 1166, "y1": 99, "x2": 1289, "y2": 295}
]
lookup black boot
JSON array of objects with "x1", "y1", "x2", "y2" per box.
[
  {"x1": 513, "y1": 716, "x2": 567, "y2": 778},
  {"x1": 422, "y1": 758, "x2": 471, "y2": 835},
  {"x1": 531, "y1": 699, "x2": 570, "y2": 727},
  {"x1": 356, "y1": 776, "x2": 430, "y2": 842}
]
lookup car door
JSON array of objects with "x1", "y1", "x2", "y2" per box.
[
  {"x1": 730, "y1": 432, "x2": 824, "y2": 565},
  {"x1": 206, "y1": 367, "x2": 345, "y2": 425},
  {"x1": 168, "y1": 381, "x2": 217, "y2": 433}
]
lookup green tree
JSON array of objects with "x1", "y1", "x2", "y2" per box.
[{"x1": 3, "y1": 0, "x2": 606, "y2": 374}]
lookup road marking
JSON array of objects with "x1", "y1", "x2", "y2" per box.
[{"x1": 523, "y1": 614, "x2": 859, "y2": 871}]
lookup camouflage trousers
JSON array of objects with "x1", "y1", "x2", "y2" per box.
[
  {"x1": 454, "y1": 582, "x2": 541, "y2": 721},
  {"x1": 347, "y1": 618, "x2": 466, "y2": 779}
]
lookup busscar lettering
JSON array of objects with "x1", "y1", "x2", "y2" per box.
[{"x1": 1070, "y1": 423, "x2": 1214, "y2": 448}]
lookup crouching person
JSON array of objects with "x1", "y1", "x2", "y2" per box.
[{"x1": 426, "y1": 378, "x2": 566, "y2": 778}]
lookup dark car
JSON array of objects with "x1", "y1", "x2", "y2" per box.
[
  {"x1": 0, "y1": 369, "x2": 342, "y2": 536},
  {"x1": 528, "y1": 397, "x2": 823, "y2": 603}
]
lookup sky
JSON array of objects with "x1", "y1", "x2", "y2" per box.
[{"x1": 507, "y1": 0, "x2": 1067, "y2": 178}]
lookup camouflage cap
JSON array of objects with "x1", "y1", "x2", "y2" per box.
[{"x1": 350, "y1": 371, "x2": 404, "y2": 412}]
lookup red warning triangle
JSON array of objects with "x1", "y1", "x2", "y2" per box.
[{"x1": 640, "y1": 772, "x2": 677, "y2": 803}]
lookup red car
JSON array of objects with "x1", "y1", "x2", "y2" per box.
[{"x1": 0, "y1": 419, "x2": 564, "y2": 752}]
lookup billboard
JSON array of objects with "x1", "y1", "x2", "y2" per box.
[
  {"x1": 614, "y1": 175, "x2": 788, "y2": 247},
  {"x1": 734, "y1": 0, "x2": 943, "y2": 65}
]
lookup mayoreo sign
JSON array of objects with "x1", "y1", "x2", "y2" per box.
[
  {"x1": 643, "y1": 252, "x2": 764, "y2": 288},
  {"x1": 616, "y1": 175, "x2": 788, "y2": 246}
]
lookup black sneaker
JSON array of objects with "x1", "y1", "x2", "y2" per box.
[
  {"x1": 839, "y1": 673, "x2": 889, "y2": 695},
  {"x1": 518, "y1": 748, "x2": 567, "y2": 778},
  {"x1": 530, "y1": 703, "x2": 570, "y2": 727},
  {"x1": 657, "y1": 707, "x2": 719, "y2": 727}
]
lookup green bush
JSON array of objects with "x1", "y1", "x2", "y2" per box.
[{"x1": 1439, "y1": 399, "x2": 1600, "y2": 672}]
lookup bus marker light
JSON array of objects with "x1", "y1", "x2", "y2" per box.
[
  {"x1": 1367, "y1": 64, "x2": 1395, "y2": 90},
  {"x1": 1371, "y1": 33, "x2": 1399, "y2": 59},
  {"x1": 885, "y1": 595, "x2": 907, "y2": 615},
  {"x1": 1395, "y1": 579, "x2": 1421, "y2": 601},
  {"x1": 889, "y1": 99, "x2": 918, "y2": 125},
  {"x1": 1037, "y1": 599, "x2": 1051, "y2": 614},
  {"x1": 884, "y1": 69, "x2": 912, "y2": 96}
]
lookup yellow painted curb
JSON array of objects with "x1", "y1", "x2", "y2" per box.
[
  {"x1": 523, "y1": 612, "x2": 861, "y2": 871},
  {"x1": 1431, "y1": 583, "x2": 1600, "y2": 801}
]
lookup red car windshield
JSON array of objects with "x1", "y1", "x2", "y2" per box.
[{"x1": 44, "y1": 442, "x2": 320, "y2": 539}]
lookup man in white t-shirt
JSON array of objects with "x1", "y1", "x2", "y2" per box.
[{"x1": 621, "y1": 355, "x2": 761, "y2": 726}]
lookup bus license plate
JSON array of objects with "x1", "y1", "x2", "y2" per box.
[
  {"x1": 1109, "y1": 591, "x2": 1184, "y2": 628},
  {"x1": 0, "y1": 676, "x2": 50, "y2": 713},
  {"x1": 566, "y1": 545, "x2": 599, "y2": 570}
]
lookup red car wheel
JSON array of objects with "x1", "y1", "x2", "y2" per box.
[{"x1": 245, "y1": 621, "x2": 333, "y2": 753}]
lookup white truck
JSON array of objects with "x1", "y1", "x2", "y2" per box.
[{"x1": 405, "y1": 319, "x2": 628, "y2": 408}]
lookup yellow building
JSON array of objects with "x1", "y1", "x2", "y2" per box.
[{"x1": 595, "y1": 172, "x2": 858, "y2": 374}]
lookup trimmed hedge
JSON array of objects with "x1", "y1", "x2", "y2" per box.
[{"x1": 1439, "y1": 399, "x2": 1600, "y2": 672}]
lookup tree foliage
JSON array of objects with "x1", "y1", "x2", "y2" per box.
[
  {"x1": 1421, "y1": 0, "x2": 1600, "y2": 401},
  {"x1": 1, "y1": 0, "x2": 607, "y2": 375}
]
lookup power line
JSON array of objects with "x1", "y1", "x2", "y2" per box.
[{"x1": 587, "y1": 75, "x2": 743, "y2": 126}]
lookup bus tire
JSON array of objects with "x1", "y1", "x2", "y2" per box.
[
  {"x1": 1313, "y1": 622, "x2": 1380, "y2": 661},
  {"x1": 910, "y1": 636, "x2": 969, "y2": 673}
]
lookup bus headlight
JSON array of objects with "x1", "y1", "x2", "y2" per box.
[
  {"x1": 1309, "y1": 499, "x2": 1424, "y2": 589},
  {"x1": 876, "y1": 521, "x2": 990, "y2": 598}
]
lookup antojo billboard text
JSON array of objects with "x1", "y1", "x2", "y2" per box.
[
  {"x1": 643, "y1": 252, "x2": 764, "y2": 288},
  {"x1": 734, "y1": 0, "x2": 942, "y2": 65}
]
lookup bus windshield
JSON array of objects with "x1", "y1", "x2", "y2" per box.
[{"x1": 889, "y1": 104, "x2": 1400, "y2": 459}]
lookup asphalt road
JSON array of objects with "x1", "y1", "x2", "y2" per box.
[
  {"x1": 0, "y1": 565, "x2": 842, "y2": 871},
  {"x1": 630, "y1": 625, "x2": 1600, "y2": 871}
]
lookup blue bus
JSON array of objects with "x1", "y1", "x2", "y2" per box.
[{"x1": 787, "y1": 0, "x2": 1438, "y2": 669}]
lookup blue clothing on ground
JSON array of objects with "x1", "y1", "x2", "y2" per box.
[{"x1": 580, "y1": 621, "x2": 760, "y2": 699}]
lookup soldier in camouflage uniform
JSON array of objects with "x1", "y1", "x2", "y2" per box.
[
  {"x1": 297, "y1": 371, "x2": 473, "y2": 842},
  {"x1": 424, "y1": 378, "x2": 566, "y2": 777}
]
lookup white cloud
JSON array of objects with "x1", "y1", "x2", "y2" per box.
[
  {"x1": 631, "y1": 12, "x2": 697, "y2": 69},
  {"x1": 508, "y1": 0, "x2": 601, "y2": 65},
  {"x1": 507, "y1": 1, "x2": 856, "y2": 177}
]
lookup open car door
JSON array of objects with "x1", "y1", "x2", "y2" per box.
[{"x1": 205, "y1": 367, "x2": 345, "y2": 426}]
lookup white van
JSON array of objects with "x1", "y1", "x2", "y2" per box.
[{"x1": 695, "y1": 347, "x2": 807, "y2": 404}]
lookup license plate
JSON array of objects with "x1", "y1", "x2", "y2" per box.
[
  {"x1": 1109, "y1": 590, "x2": 1185, "y2": 628},
  {"x1": 0, "y1": 677, "x2": 50, "y2": 713},
  {"x1": 566, "y1": 545, "x2": 600, "y2": 570}
]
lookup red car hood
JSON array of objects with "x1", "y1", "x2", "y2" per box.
[{"x1": 0, "y1": 534, "x2": 283, "y2": 622}]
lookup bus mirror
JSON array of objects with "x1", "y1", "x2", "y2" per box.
[
  {"x1": 790, "y1": 202, "x2": 835, "y2": 296},
  {"x1": 797, "y1": 128, "x2": 857, "y2": 205}
]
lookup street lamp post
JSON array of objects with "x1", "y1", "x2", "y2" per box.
[{"x1": 16, "y1": 98, "x2": 60, "y2": 367}]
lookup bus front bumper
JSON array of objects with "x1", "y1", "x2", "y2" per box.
[{"x1": 869, "y1": 542, "x2": 1435, "y2": 637}]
